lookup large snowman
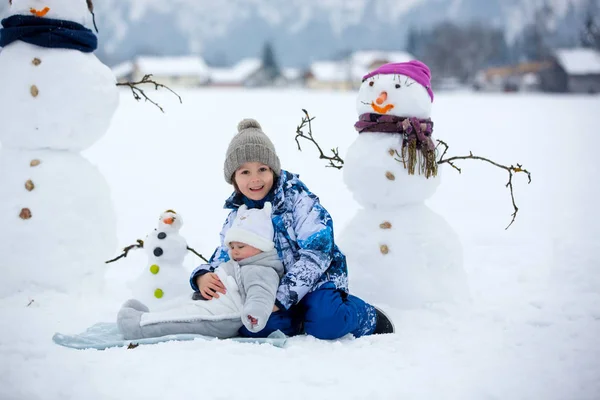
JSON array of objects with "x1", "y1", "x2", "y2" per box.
[
  {"x1": 338, "y1": 61, "x2": 469, "y2": 309},
  {"x1": 0, "y1": 0, "x2": 119, "y2": 297},
  {"x1": 130, "y1": 210, "x2": 191, "y2": 310}
]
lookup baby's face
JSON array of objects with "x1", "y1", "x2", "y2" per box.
[{"x1": 229, "y1": 242, "x2": 262, "y2": 261}]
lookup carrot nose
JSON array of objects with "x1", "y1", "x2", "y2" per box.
[
  {"x1": 375, "y1": 91, "x2": 388, "y2": 105},
  {"x1": 30, "y1": 7, "x2": 50, "y2": 17},
  {"x1": 163, "y1": 217, "x2": 174, "y2": 225}
]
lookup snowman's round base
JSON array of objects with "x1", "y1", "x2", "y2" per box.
[{"x1": 339, "y1": 204, "x2": 470, "y2": 309}]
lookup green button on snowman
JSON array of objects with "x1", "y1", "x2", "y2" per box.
[{"x1": 131, "y1": 210, "x2": 191, "y2": 309}]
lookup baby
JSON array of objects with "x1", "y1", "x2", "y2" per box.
[{"x1": 117, "y1": 202, "x2": 283, "y2": 340}]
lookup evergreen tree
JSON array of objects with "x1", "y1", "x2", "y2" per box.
[
  {"x1": 261, "y1": 41, "x2": 281, "y2": 81},
  {"x1": 406, "y1": 27, "x2": 420, "y2": 58},
  {"x1": 580, "y1": 0, "x2": 600, "y2": 49}
]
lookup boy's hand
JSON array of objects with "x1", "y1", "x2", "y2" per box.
[{"x1": 197, "y1": 273, "x2": 226, "y2": 300}]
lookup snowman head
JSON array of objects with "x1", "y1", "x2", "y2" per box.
[
  {"x1": 157, "y1": 210, "x2": 183, "y2": 232},
  {"x1": 8, "y1": 0, "x2": 93, "y2": 26},
  {"x1": 344, "y1": 61, "x2": 441, "y2": 207},
  {"x1": 357, "y1": 60, "x2": 433, "y2": 119}
]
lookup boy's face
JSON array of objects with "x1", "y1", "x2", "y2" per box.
[
  {"x1": 229, "y1": 241, "x2": 262, "y2": 261},
  {"x1": 234, "y1": 162, "x2": 274, "y2": 201}
]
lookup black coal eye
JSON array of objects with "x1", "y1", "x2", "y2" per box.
[
  {"x1": 395, "y1": 84, "x2": 401, "y2": 89},
  {"x1": 369, "y1": 81, "x2": 374, "y2": 87}
]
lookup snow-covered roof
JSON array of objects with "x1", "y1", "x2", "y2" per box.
[
  {"x1": 350, "y1": 50, "x2": 414, "y2": 81},
  {"x1": 134, "y1": 55, "x2": 209, "y2": 78},
  {"x1": 111, "y1": 61, "x2": 133, "y2": 80},
  {"x1": 554, "y1": 48, "x2": 600, "y2": 75},
  {"x1": 282, "y1": 67, "x2": 302, "y2": 81},
  {"x1": 351, "y1": 50, "x2": 414, "y2": 67},
  {"x1": 309, "y1": 61, "x2": 350, "y2": 82},
  {"x1": 209, "y1": 58, "x2": 262, "y2": 84}
]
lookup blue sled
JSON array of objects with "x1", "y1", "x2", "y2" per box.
[{"x1": 53, "y1": 322, "x2": 287, "y2": 350}]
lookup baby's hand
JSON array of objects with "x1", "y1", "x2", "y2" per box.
[
  {"x1": 247, "y1": 315, "x2": 258, "y2": 327},
  {"x1": 242, "y1": 306, "x2": 269, "y2": 332}
]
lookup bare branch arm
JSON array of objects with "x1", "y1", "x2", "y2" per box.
[
  {"x1": 295, "y1": 109, "x2": 344, "y2": 169},
  {"x1": 186, "y1": 246, "x2": 209, "y2": 263},
  {"x1": 105, "y1": 239, "x2": 144, "y2": 264},
  {"x1": 116, "y1": 74, "x2": 182, "y2": 113},
  {"x1": 437, "y1": 140, "x2": 532, "y2": 229}
]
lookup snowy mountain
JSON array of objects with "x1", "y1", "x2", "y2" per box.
[{"x1": 0, "y1": 0, "x2": 589, "y2": 67}]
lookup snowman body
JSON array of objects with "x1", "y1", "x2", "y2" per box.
[
  {"x1": 0, "y1": 0, "x2": 119, "y2": 297},
  {"x1": 130, "y1": 212, "x2": 191, "y2": 309},
  {"x1": 338, "y1": 69, "x2": 469, "y2": 309}
]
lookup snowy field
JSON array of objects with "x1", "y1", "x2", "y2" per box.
[{"x1": 1, "y1": 88, "x2": 599, "y2": 400}]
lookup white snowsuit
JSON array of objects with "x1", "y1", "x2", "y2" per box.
[{"x1": 117, "y1": 250, "x2": 283, "y2": 340}]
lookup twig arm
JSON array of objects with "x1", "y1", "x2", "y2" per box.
[
  {"x1": 295, "y1": 109, "x2": 344, "y2": 169},
  {"x1": 105, "y1": 239, "x2": 144, "y2": 264},
  {"x1": 116, "y1": 74, "x2": 182, "y2": 113},
  {"x1": 437, "y1": 140, "x2": 531, "y2": 229},
  {"x1": 187, "y1": 246, "x2": 209, "y2": 263}
]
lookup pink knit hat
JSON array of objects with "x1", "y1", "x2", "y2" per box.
[{"x1": 362, "y1": 60, "x2": 434, "y2": 102}]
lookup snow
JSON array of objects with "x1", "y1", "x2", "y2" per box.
[
  {"x1": 1, "y1": 88, "x2": 600, "y2": 399},
  {"x1": 554, "y1": 48, "x2": 600, "y2": 76}
]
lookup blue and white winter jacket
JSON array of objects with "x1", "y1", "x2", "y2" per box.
[{"x1": 190, "y1": 170, "x2": 348, "y2": 310}]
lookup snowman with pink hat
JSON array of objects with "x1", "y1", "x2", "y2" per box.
[{"x1": 338, "y1": 60, "x2": 470, "y2": 309}]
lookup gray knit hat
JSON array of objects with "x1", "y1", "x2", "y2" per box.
[{"x1": 224, "y1": 119, "x2": 281, "y2": 184}]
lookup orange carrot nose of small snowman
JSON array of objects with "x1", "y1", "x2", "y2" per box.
[
  {"x1": 30, "y1": 7, "x2": 50, "y2": 17},
  {"x1": 163, "y1": 217, "x2": 174, "y2": 225},
  {"x1": 375, "y1": 91, "x2": 388, "y2": 105}
]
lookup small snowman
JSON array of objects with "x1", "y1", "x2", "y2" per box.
[
  {"x1": 0, "y1": 0, "x2": 119, "y2": 297},
  {"x1": 338, "y1": 61, "x2": 470, "y2": 309},
  {"x1": 128, "y1": 210, "x2": 192, "y2": 310}
]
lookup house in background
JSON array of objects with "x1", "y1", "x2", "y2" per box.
[
  {"x1": 208, "y1": 58, "x2": 292, "y2": 87},
  {"x1": 305, "y1": 50, "x2": 415, "y2": 90},
  {"x1": 349, "y1": 50, "x2": 414, "y2": 87},
  {"x1": 281, "y1": 67, "x2": 303, "y2": 87},
  {"x1": 208, "y1": 58, "x2": 262, "y2": 87},
  {"x1": 304, "y1": 61, "x2": 352, "y2": 90},
  {"x1": 539, "y1": 48, "x2": 600, "y2": 94},
  {"x1": 112, "y1": 55, "x2": 210, "y2": 87},
  {"x1": 474, "y1": 61, "x2": 552, "y2": 92}
]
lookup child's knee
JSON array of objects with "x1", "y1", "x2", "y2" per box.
[{"x1": 303, "y1": 290, "x2": 356, "y2": 340}]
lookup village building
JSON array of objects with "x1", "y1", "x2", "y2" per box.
[
  {"x1": 111, "y1": 55, "x2": 210, "y2": 87},
  {"x1": 305, "y1": 50, "x2": 415, "y2": 90},
  {"x1": 474, "y1": 61, "x2": 552, "y2": 92},
  {"x1": 539, "y1": 48, "x2": 600, "y2": 94},
  {"x1": 304, "y1": 61, "x2": 353, "y2": 90}
]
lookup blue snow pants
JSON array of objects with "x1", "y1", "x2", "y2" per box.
[{"x1": 238, "y1": 288, "x2": 377, "y2": 340}]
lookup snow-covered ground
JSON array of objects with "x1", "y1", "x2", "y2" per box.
[{"x1": 1, "y1": 89, "x2": 599, "y2": 400}]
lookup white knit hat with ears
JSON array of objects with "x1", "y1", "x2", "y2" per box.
[{"x1": 224, "y1": 202, "x2": 275, "y2": 252}]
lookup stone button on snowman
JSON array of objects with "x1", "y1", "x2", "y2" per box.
[{"x1": 338, "y1": 61, "x2": 470, "y2": 309}]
